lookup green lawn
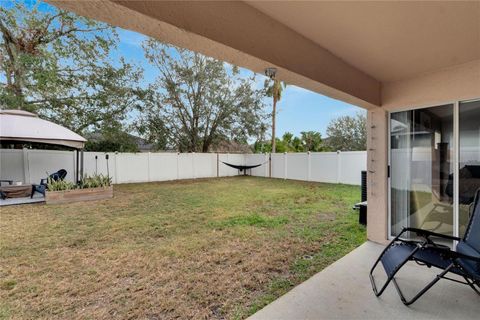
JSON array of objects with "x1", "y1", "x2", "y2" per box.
[{"x1": 0, "y1": 177, "x2": 365, "y2": 320}]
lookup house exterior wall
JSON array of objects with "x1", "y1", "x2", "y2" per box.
[{"x1": 366, "y1": 60, "x2": 480, "y2": 243}]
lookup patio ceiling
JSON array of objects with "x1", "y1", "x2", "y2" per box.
[
  {"x1": 48, "y1": 1, "x2": 480, "y2": 110},
  {"x1": 248, "y1": 1, "x2": 480, "y2": 83}
]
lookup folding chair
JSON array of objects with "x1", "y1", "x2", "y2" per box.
[{"x1": 370, "y1": 189, "x2": 480, "y2": 305}]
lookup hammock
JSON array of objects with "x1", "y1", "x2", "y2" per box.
[{"x1": 221, "y1": 161, "x2": 264, "y2": 171}]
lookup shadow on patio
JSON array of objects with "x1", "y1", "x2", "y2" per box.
[{"x1": 249, "y1": 241, "x2": 478, "y2": 320}]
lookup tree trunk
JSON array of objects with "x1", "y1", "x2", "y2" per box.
[{"x1": 271, "y1": 96, "x2": 277, "y2": 153}]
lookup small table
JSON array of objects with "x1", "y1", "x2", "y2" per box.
[
  {"x1": 0, "y1": 179, "x2": 13, "y2": 186},
  {"x1": 0, "y1": 184, "x2": 33, "y2": 199}
]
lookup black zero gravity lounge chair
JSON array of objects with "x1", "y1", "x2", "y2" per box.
[{"x1": 370, "y1": 189, "x2": 480, "y2": 305}]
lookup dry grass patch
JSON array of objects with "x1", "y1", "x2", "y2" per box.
[{"x1": 0, "y1": 177, "x2": 365, "y2": 319}]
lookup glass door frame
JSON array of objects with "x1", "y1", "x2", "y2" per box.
[{"x1": 387, "y1": 98, "x2": 480, "y2": 242}]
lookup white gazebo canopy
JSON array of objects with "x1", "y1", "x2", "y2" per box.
[{"x1": 0, "y1": 109, "x2": 86, "y2": 149}]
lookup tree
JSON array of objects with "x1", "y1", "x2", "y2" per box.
[
  {"x1": 264, "y1": 78, "x2": 286, "y2": 153},
  {"x1": 325, "y1": 113, "x2": 366, "y2": 151},
  {"x1": 0, "y1": 1, "x2": 146, "y2": 134},
  {"x1": 84, "y1": 122, "x2": 139, "y2": 152},
  {"x1": 253, "y1": 131, "x2": 323, "y2": 153},
  {"x1": 138, "y1": 40, "x2": 268, "y2": 152},
  {"x1": 300, "y1": 131, "x2": 323, "y2": 152}
]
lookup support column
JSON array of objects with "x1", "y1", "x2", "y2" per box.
[
  {"x1": 367, "y1": 108, "x2": 389, "y2": 243},
  {"x1": 22, "y1": 147, "x2": 30, "y2": 183}
]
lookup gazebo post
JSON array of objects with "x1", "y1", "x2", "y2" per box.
[{"x1": 76, "y1": 149, "x2": 80, "y2": 184}]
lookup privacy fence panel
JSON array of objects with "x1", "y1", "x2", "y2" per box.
[
  {"x1": 1, "y1": 149, "x2": 366, "y2": 186},
  {"x1": 249, "y1": 151, "x2": 366, "y2": 185},
  {"x1": 193, "y1": 153, "x2": 217, "y2": 178},
  {"x1": 148, "y1": 153, "x2": 178, "y2": 182},
  {"x1": 271, "y1": 153, "x2": 286, "y2": 179},
  {"x1": 176, "y1": 153, "x2": 193, "y2": 180},
  {"x1": 83, "y1": 152, "x2": 117, "y2": 183},
  {"x1": 27, "y1": 150, "x2": 76, "y2": 184},
  {"x1": 116, "y1": 153, "x2": 149, "y2": 183},
  {"x1": 0, "y1": 149, "x2": 25, "y2": 183},
  {"x1": 246, "y1": 154, "x2": 269, "y2": 177},
  {"x1": 310, "y1": 152, "x2": 339, "y2": 183},
  {"x1": 338, "y1": 151, "x2": 368, "y2": 185},
  {"x1": 218, "y1": 153, "x2": 245, "y2": 176},
  {"x1": 286, "y1": 153, "x2": 308, "y2": 181}
]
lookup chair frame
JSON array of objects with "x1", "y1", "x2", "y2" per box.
[{"x1": 370, "y1": 192, "x2": 480, "y2": 306}]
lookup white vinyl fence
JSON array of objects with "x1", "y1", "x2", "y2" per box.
[
  {"x1": 0, "y1": 149, "x2": 366, "y2": 186},
  {"x1": 245, "y1": 151, "x2": 367, "y2": 185}
]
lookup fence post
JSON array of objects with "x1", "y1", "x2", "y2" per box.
[
  {"x1": 336, "y1": 150, "x2": 342, "y2": 184},
  {"x1": 307, "y1": 151, "x2": 311, "y2": 181},
  {"x1": 269, "y1": 153, "x2": 272, "y2": 178},
  {"x1": 147, "y1": 152, "x2": 151, "y2": 182},
  {"x1": 265, "y1": 153, "x2": 268, "y2": 177},
  {"x1": 114, "y1": 151, "x2": 119, "y2": 184},
  {"x1": 176, "y1": 152, "x2": 180, "y2": 180},
  {"x1": 192, "y1": 152, "x2": 195, "y2": 179},
  {"x1": 22, "y1": 147, "x2": 30, "y2": 183},
  {"x1": 284, "y1": 152, "x2": 288, "y2": 180}
]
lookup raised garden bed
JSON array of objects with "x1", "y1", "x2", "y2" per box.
[{"x1": 45, "y1": 185, "x2": 113, "y2": 204}]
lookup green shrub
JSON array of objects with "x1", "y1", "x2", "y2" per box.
[
  {"x1": 79, "y1": 174, "x2": 112, "y2": 189},
  {"x1": 46, "y1": 178, "x2": 77, "y2": 191},
  {"x1": 46, "y1": 174, "x2": 112, "y2": 191}
]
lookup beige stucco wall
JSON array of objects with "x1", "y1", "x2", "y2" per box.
[
  {"x1": 366, "y1": 60, "x2": 480, "y2": 243},
  {"x1": 366, "y1": 109, "x2": 389, "y2": 243},
  {"x1": 382, "y1": 59, "x2": 480, "y2": 111}
]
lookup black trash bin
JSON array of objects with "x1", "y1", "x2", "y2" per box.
[{"x1": 354, "y1": 171, "x2": 367, "y2": 226}]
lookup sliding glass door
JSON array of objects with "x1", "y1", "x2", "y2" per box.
[
  {"x1": 459, "y1": 100, "x2": 480, "y2": 237},
  {"x1": 390, "y1": 104, "x2": 454, "y2": 238},
  {"x1": 390, "y1": 99, "x2": 480, "y2": 241}
]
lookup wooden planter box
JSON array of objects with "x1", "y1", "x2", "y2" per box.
[{"x1": 46, "y1": 186, "x2": 113, "y2": 204}]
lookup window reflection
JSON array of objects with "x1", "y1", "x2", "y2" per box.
[
  {"x1": 459, "y1": 100, "x2": 480, "y2": 237},
  {"x1": 390, "y1": 105, "x2": 454, "y2": 238}
]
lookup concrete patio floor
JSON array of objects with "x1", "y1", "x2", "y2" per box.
[
  {"x1": 249, "y1": 241, "x2": 479, "y2": 320},
  {"x1": 0, "y1": 193, "x2": 44, "y2": 206}
]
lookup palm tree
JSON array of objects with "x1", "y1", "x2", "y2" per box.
[{"x1": 265, "y1": 79, "x2": 286, "y2": 153}]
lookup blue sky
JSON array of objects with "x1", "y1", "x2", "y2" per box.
[{"x1": 116, "y1": 29, "x2": 364, "y2": 138}]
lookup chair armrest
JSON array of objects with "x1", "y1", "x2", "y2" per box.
[
  {"x1": 424, "y1": 245, "x2": 480, "y2": 263},
  {"x1": 40, "y1": 178, "x2": 48, "y2": 185},
  {"x1": 401, "y1": 227, "x2": 461, "y2": 242}
]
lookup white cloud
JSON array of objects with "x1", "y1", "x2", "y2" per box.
[{"x1": 118, "y1": 28, "x2": 148, "y2": 47}]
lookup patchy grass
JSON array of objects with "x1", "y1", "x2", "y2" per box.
[{"x1": 0, "y1": 177, "x2": 365, "y2": 319}]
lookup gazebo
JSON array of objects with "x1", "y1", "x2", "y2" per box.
[{"x1": 0, "y1": 109, "x2": 87, "y2": 190}]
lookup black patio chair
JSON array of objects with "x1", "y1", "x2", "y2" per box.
[
  {"x1": 370, "y1": 189, "x2": 480, "y2": 305},
  {"x1": 31, "y1": 169, "x2": 67, "y2": 198}
]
